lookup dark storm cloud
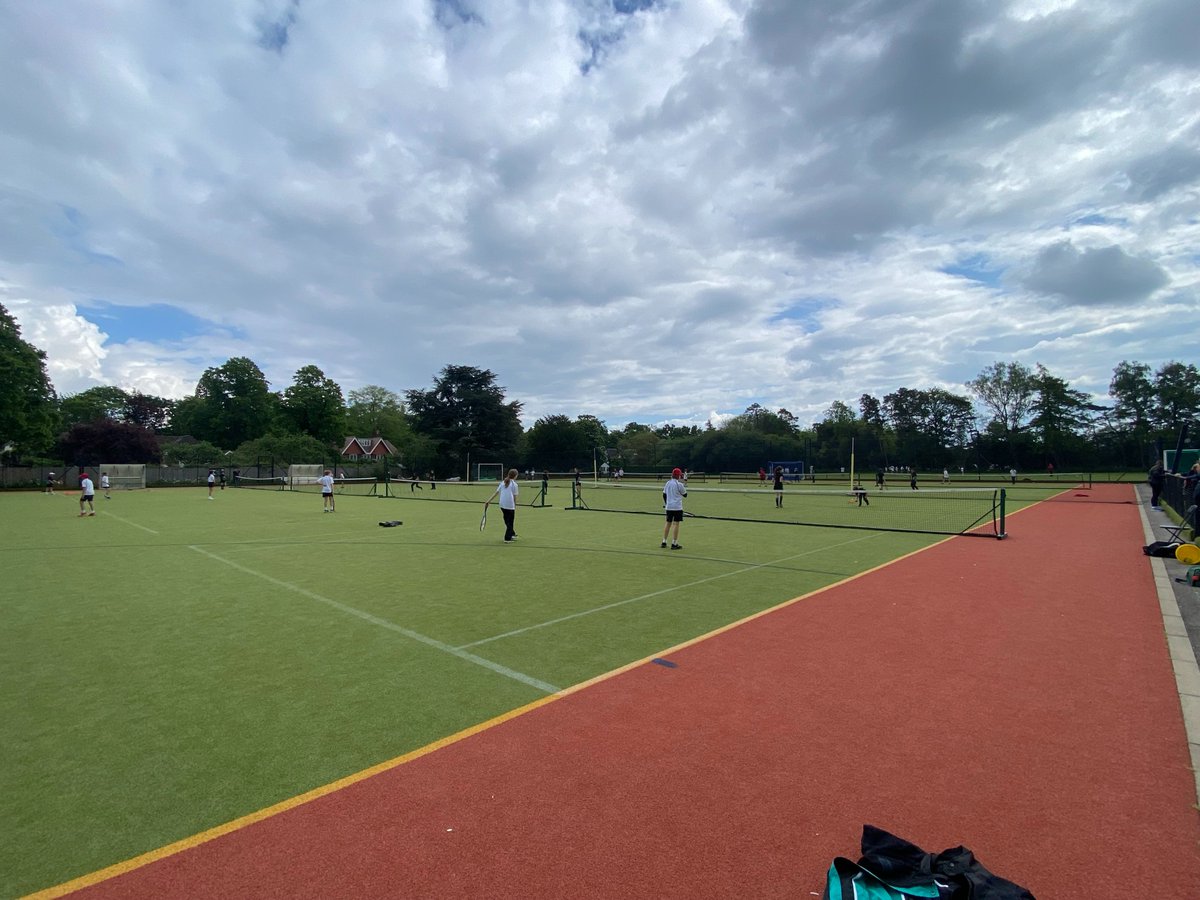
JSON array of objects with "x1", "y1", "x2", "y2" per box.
[{"x1": 1021, "y1": 241, "x2": 1170, "y2": 305}]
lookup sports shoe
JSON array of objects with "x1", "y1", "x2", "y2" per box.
[
  {"x1": 1151, "y1": 505, "x2": 1162, "y2": 510},
  {"x1": 671, "y1": 543, "x2": 682, "y2": 550},
  {"x1": 661, "y1": 541, "x2": 667, "y2": 548},
  {"x1": 88, "y1": 511, "x2": 96, "y2": 516}
]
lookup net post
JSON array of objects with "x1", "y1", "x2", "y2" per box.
[{"x1": 998, "y1": 488, "x2": 1007, "y2": 539}]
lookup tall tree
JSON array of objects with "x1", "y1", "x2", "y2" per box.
[
  {"x1": 280, "y1": 365, "x2": 345, "y2": 446},
  {"x1": 523, "y1": 414, "x2": 590, "y2": 470},
  {"x1": 405, "y1": 366, "x2": 522, "y2": 474},
  {"x1": 968, "y1": 362, "x2": 1035, "y2": 442},
  {"x1": 0, "y1": 302, "x2": 59, "y2": 457},
  {"x1": 57, "y1": 420, "x2": 162, "y2": 466},
  {"x1": 1029, "y1": 364, "x2": 1094, "y2": 458},
  {"x1": 125, "y1": 391, "x2": 176, "y2": 432},
  {"x1": 1109, "y1": 361, "x2": 1155, "y2": 431},
  {"x1": 190, "y1": 357, "x2": 276, "y2": 449},
  {"x1": 346, "y1": 385, "x2": 408, "y2": 438},
  {"x1": 60, "y1": 386, "x2": 132, "y2": 428},
  {"x1": 1152, "y1": 361, "x2": 1200, "y2": 429}
]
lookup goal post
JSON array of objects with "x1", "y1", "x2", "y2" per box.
[
  {"x1": 475, "y1": 462, "x2": 503, "y2": 482},
  {"x1": 287, "y1": 464, "x2": 326, "y2": 487},
  {"x1": 99, "y1": 464, "x2": 146, "y2": 490}
]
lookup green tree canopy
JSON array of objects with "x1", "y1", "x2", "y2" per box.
[
  {"x1": 0, "y1": 302, "x2": 59, "y2": 457},
  {"x1": 405, "y1": 365, "x2": 522, "y2": 473},
  {"x1": 234, "y1": 432, "x2": 333, "y2": 468},
  {"x1": 968, "y1": 362, "x2": 1035, "y2": 439},
  {"x1": 57, "y1": 420, "x2": 162, "y2": 466},
  {"x1": 346, "y1": 385, "x2": 410, "y2": 446},
  {"x1": 1152, "y1": 361, "x2": 1200, "y2": 428},
  {"x1": 60, "y1": 386, "x2": 132, "y2": 428},
  {"x1": 185, "y1": 357, "x2": 276, "y2": 450},
  {"x1": 280, "y1": 365, "x2": 345, "y2": 446}
]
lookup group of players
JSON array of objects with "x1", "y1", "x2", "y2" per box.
[{"x1": 45, "y1": 470, "x2": 111, "y2": 516}]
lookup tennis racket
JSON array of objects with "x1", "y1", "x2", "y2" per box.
[{"x1": 479, "y1": 506, "x2": 488, "y2": 531}]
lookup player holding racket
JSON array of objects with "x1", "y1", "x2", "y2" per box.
[
  {"x1": 661, "y1": 467, "x2": 687, "y2": 550},
  {"x1": 484, "y1": 469, "x2": 520, "y2": 542}
]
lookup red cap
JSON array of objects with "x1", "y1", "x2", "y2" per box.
[{"x1": 672, "y1": 467, "x2": 682, "y2": 478}]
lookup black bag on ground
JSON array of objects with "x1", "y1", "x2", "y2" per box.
[{"x1": 1143, "y1": 540, "x2": 1181, "y2": 557}]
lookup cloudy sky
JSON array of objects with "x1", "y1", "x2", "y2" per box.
[{"x1": 2, "y1": 0, "x2": 1197, "y2": 429}]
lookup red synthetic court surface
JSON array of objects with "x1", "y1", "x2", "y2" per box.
[{"x1": 55, "y1": 485, "x2": 1200, "y2": 898}]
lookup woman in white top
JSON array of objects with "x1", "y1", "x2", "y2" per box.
[
  {"x1": 319, "y1": 470, "x2": 335, "y2": 512},
  {"x1": 485, "y1": 469, "x2": 520, "y2": 542}
]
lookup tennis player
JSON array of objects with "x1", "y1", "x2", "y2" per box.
[
  {"x1": 661, "y1": 467, "x2": 687, "y2": 550},
  {"x1": 772, "y1": 465, "x2": 784, "y2": 508},
  {"x1": 101, "y1": 472, "x2": 111, "y2": 499},
  {"x1": 319, "y1": 469, "x2": 335, "y2": 512},
  {"x1": 79, "y1": 473, "x2": 96, "y2": 517},
  {"x1": 207, "y1": 469, "x2": 216, "y2": 499},
  {"x1": 46, "y1": 472, "x2": 55, "y2": 494},
  {"x1": 485, "y1": 469, "x2": 520, "y2": 542}
]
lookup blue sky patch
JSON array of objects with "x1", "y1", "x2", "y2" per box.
[
  {"x1": 769, "y1": 297, "x2": 830, "y2": 332},
  {"x1": 78, "y1": 302, "x2": 238, "y2": 344},
  {"x1": 940, "y1": 254, "x2": 1004, "y2": 288},
  {"x1": 53, "y1": 205, "x2": 123, "y2": 266},
  {"x1": 1071, "y1": 213, "x2": 1122, "y2": 227}
]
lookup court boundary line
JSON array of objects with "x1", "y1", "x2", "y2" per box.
[
  {"x1": 98, "y1": 511, "x2": 159, "y2": 534},
  {"x1": 187, "y1": 545, "x2": 560, "y2": 695},
  {"x1": 25, "y1": 533, "x2": 953, "y2": 900},
  {"x1": 457, "y1": 531, "x2": 882, "y2": 649}
]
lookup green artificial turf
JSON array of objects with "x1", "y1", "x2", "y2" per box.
[{"x1": 0, "y1": 481, "x2": 1061, "y2": 895}]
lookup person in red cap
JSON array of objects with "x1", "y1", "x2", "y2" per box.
[{"x1": 661, "y1": 467, "x2": 688, "y2": 550}]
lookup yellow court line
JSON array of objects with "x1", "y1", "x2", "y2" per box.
[{"x1": 26, "y1": 533, "x2": 950, "y2": 899}]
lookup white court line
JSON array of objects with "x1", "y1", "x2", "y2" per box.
[
  {"x1": 188, "y1": 545, "x2": 560, "y2": 695},
  {"x1": 100, "y1": 510, "x2": 160, "y2": 534},
  {"x1": 458, "y1": 531, "x2": 881, "y2": 649}
]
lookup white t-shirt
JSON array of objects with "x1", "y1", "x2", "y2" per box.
[
  {"x1": 101, "y1": 475, "x2": 110, "y2": 488},
  {"x1": 498, "y1": 479, "x2": 519, "y2": 510},
  {"x1": 319, "y1": 474, "x2": 334, "y2": 494},
  {"x1": 663, "y1": 477, "x2": 687, "y2": 511},
  {"x1": 208, "y1": 472, "x2": 216, "y2": 484},
  {"x1": 81, "y1": 477, "x2": 94, "y2": 497}
]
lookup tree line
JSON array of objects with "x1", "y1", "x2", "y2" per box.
[{"x1": 2, "y1": 302, "x2": 1197, "y2": 477}]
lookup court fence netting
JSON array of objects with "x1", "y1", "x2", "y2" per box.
[{"x1": 570, "y1": 481, "x2": 1007, "y2": 539}]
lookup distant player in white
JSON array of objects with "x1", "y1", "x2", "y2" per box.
[
  {"x1": 320, "y1": 469, "x2": 335, "y2": 512},
  {"x1": 101, "y1": 472, "x2": 111, "y2": 499},
  {"x1": 485, "y1": 469, "x2": 520, "y2": 542},
  {"x1": 661, "y1": 467, "x2": 687, "y2": 550},
  {"x1": 79, "y1": 474, "x2": 96, "y2": 517},
  {"x1": 207, "y1": 469, "x2": 216, "y2": 499}
]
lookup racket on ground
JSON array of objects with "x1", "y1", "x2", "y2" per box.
[{"x1": 479, "y1": 506, "x2": 488, "y2": 531}]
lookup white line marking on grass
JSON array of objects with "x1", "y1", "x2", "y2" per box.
[
  {"x1": 188, "y1": 545, "x2": 560, "y2": 694},
  {"x1": 100, "y1": 511, "x2": 159, "y2": 534},
  {"x1": 457, "y1": 532, "x2": 881, "y2": 649}
]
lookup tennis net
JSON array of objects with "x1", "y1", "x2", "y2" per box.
[
  {"x1": 235, "y1": 475, "x2": 287, "y2": 491},
  {"x1": 571, "y1": 482, "x2": 1005, "y2": 538},
  {"x1": 290, "y1": 476, "x2": 380, "y2": 496},
  {"x1": 385, "y1": 478, "x2": 550, "y2": 506}
]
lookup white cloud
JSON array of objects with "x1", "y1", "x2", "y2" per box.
[{"x1": 1, "y1": 0, "x2": 1197, "y2": 430}]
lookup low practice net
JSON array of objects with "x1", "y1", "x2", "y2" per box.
[
  {"x1": 571, "y1": 482, "x2": 1005, "y2": 538},
  {"x1": 291, "y1": 476, "x2": 380, "y2": 496},
  {"x1": 235, "y1": 475, "x2": 287, "y2": 491},
  {"x1": 385, "y1": 478, "x2": 549, "y2": 506}
]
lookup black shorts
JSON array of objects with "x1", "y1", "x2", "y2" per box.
[
  {"x1": 82, "y1": 494, "x2": 94, "y2": 502},
  {"x1": 322, "y1": 491, "x2": 333, "y2": 497},
  {"x1": 665, "y1": 509, "x2": 683, "y2": 522}
]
